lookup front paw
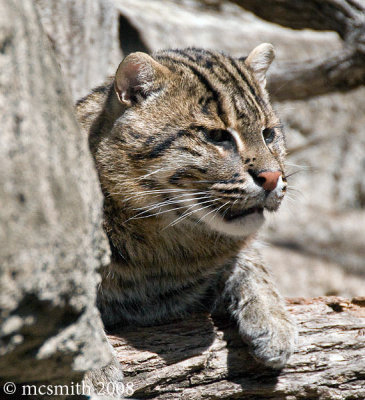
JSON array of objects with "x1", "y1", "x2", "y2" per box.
[
  {"x1": 238, "y1": 307, "x2": 297, "y2": 369},
  {"x1": 83, "y1": 355, "x2": 125, "y2": 397}
]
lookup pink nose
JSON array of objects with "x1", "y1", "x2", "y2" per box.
[{"x1": 257, "y1": 171, "x2": 281, "y2": 191}]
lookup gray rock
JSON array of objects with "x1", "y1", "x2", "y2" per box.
[
  {"x1": 264, "y1": 88, "x2": 365, "y2": 276},
  {"x1": 35, "y1": 0, "x2": 122, "y2": 101},
  {"x1": 0, "y1": 0, "x2": 111, "y2": 389},
  {"x1": 261, "y1": 245, "x2": 365, "y2": 298}
]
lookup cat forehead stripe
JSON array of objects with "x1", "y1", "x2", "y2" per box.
[
  {"x1": 197, "y1": 49, "x2": 265, "y2": 118},
  {"x1": 157, "y1": 48, "x2": 267, "y2": 126},
  {"x1": 157, "y1": 53, "x2": 231, "y2": 125}
]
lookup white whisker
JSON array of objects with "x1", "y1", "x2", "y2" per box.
[
  {"x1": 127, "y1": 197, "x2": 215, "y2": 222},
  {"x1": 131, "y1": 195, "x2": 211, "y2": 216},
  {"x1": 285, "y1": 161, "x2": 310, "y2": 170},
  {"x1": 124, "y1": 166, "x2": 176, "y2": 183},
  {"x1": 196, "y1": 201, "x2": 229, "y2": 225},
  {"x1": 119, "y1": 188, "x2": 199, "y2": 203},
  {"x1": 126, "y1": 204, "x2": 186, "y2": 221},
  {"x1": 132, "y1": 191, "x2": 210, "y2": 210},
  {"x1": 162, "y1": 199, "x2": 218, "y2": 230}
]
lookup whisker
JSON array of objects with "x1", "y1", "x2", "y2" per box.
[
  {"x1": 283, "y1": 193, "x2": 298, "y2": 204},
  {"x1": 285, "y1": 161, "x2": 309, "y2": 170},
  {"x1": 169, "y1": 202, "x2": 218, "y2": 229},
  {"x1": 135, "y1": 167, "x2": 170, "y2": 181},
  {"x1": 197, "y1": 201, "x2": 229, "y2": 224},
  {"x1": 132, "y1": 194, "x2": 211, "y2": 214},
  {"x1": 286, "y1": 186, "x2": 303, "y2": 194},
  {"x1": 123, "y1": 166, "x2": 176, "y2": 183},
  {"x1": 126, "y1": 204, "x2": 187, "y2": 222},
  {"x1": 221, "y1": 202, "x2": 232, "y2": 218},
  {"x1": 119, "y1": 188, "x2": 199, "y2": 203},
  {"x1": 131, "y1": 191, "x2": 210, "y2": 211},
  {"x1": 163, "y1": 199, "x2": 218, "y2": 230},
  {"x1": 157, "y1": 190, "x2": 210, "y2": 201},
  {"x1": 128, "y1": 198, "x2": 216, "y2": 222},
  {"x1": 213, "y1": 200, "x2": 229, "y2": 218},
  {"x1": 285, "y1": 170, "x2": 303, "y2": 179},
  {"x1": 286, "y1": 188, "x2": 305, "y2": 200},
  {"x1": 110, "y1": 188, "x2": 188, "y2": 197}
]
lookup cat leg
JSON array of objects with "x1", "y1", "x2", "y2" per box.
[
  {"x1": 83, "y1": 336, "x2": 129, "y2": 399},
  {"x1": 222, "y1": 246, "x2": 297, "y2": 369}
]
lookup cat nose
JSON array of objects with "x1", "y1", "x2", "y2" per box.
[{"x1": 257, "y1": 171, "x2": 281, "y2": 191}]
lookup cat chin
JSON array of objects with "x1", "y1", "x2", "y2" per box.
[{"x1": 202, "y1": 212, "x2": 265, "y2": 237}]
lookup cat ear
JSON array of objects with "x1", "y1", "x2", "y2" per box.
[
  {"x1": 114, "y1": 52, "x2": 169, "y2": 106},
  {"x1": 244, "y1": 43, "x2": 275, "y2": 88}
]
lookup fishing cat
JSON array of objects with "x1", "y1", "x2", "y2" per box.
[{"x1": 77, "y1": 44, "x2": 297, "y2": 382}]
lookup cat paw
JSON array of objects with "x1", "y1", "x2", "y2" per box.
[
  {"x1": 83, "y1": 355, "x2": 126, "y2": 397},
  {"x1": 239, "y1": 309, "x2": 297, "y2": 369}
]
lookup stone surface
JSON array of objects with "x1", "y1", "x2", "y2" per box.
[
  {"x1": 0, "y1": 0, "x2": 111, "y2": 388},
  {"x1": 261, "y1": 246, "x2": 365, "y2": 298},
  {"x1": 263, "y1": 88, "x2": 365, "y2": 276},
  {"x1": 35, "y1": 0, "x2": 122, "y2": 101}
]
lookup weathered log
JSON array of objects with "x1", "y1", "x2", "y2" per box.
[
  {"x1": 268, "y1": 47, "x2": 365, "y2": 101},
  {"x1": 108, "y1": 297, "x2": 365, "y2": 399},
  {"x1": 35, "y1": 0, "x2": 122, "y2": 101},
  {"x1": 0, "y1": 0, "x2": 111, "y2": 388},
  {"x1": 230, "y1": 0, "x2": 365, "y2": 40},
  {"x1": 231, "y1": 0, "x2": 365, "y2": 101}
]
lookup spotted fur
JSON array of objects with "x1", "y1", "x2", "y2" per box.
[{"x1": 77, "y1": 44, "x2": 296, "y2": 370}]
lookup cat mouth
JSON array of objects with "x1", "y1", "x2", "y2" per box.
[{"x1": 222, "y1": 206, "x2": 264, "y2": 221}]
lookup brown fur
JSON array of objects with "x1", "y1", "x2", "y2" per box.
[{"x1": 77, "y1": 45, "x2": 296, "y2": 373}]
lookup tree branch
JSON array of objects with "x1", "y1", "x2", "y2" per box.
[
  {"x1": 108, "y1": 297, "x2": 365, "y2": 399},
  {"x1": 230, "y1": 0, "x2": 365, "y2": 41},
  {"x1": 231, "y1": 0, "x2": 365, "y2": 101},
  {"x1": 268, "y1": 47, "x2": 365, "y2": 101}
]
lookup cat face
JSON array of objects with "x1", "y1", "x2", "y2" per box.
[{"x1": 100, "y1": 45, "x2": 286, "y2": 238}]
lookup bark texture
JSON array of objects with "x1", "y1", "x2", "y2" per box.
[
  {"x1": 35, "y1": 0, "x2": 122, "y2": 101},
  {"x1": 231, "y1": 0, "x2": 365, "y2": 101},
  {"x1": 108, "y1": 297, "x2": 365, "y2": 399},
  {"x1": 0, "y1": 0, "x2": 111, "y2": 388},
  {"x1": 230, "y1": 0, "x2": 365, "y2": 39}
]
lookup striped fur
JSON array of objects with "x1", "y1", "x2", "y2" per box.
[{"x1": 76, "y1": 45, "x2": 296, "y2": 369}]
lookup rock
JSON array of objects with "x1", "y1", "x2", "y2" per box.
[
  {"x1": 0, "y1": 0, "x2": 111, "y2": 388},
  {"x1": 261, "y1": 245, "x2": 365, "y2": 298},
  {"x1": 263, "y1": 88, "x2": 365, "y2": 276},
  {"x1": 35, "y1": 0, "x2": 122, "y2": 101}
]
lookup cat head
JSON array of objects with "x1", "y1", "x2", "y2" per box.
[{"x1": 97, "y1": 44, "x2": 286, "y2": 238}]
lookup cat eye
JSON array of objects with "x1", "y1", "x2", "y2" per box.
[
  {"x1": 262, "y1": 128, "x2": 275, "y2": 144},
  {"x1": 204, "y1": 129, "x2": 233, "y2": 146}
]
